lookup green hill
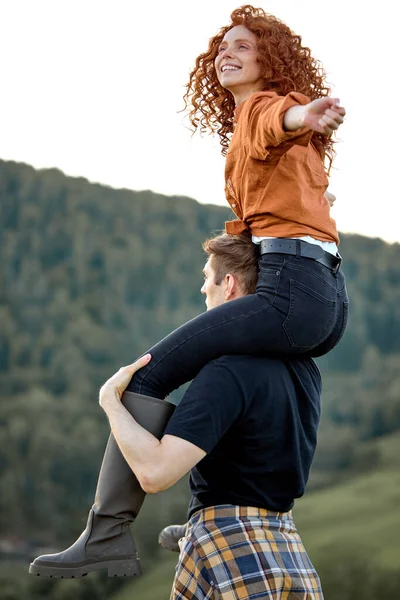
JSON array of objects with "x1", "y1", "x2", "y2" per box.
[
  {"x1": 296, "y1": 432, "x2": 400, "y2": 569},
  {"x1": 1, "y1": 158, "x2": 400, "y2": 600}
]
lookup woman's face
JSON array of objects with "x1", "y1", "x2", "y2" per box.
[{"x1": 214, "y1": 25, "x2": 264, "y2": 104}]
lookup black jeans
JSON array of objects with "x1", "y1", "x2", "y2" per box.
[{"x1": 127, "y1": 253, "x2": 349, "y2": 399}]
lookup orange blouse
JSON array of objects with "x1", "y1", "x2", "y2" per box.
[{"x1": 224, "y1": 91, "x2": 339, "y2": 244}]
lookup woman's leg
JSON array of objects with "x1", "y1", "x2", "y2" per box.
[
  {"x1": 128, "y1": 254, "x2": 347, "y2": 399},
  {"x1": 29, "y1": 394, "x2": 175, "y2": 578}
]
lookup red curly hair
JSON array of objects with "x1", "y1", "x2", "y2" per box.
[{"x1": 183, "y1": 5, "x2": 335, "y2": 171}]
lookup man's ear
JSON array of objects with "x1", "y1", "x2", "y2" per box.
[{"x1": 224, "y1": 273, "x2": 237, "y2": 300}]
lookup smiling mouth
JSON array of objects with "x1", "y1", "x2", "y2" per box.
[{"x1": 221, "y1": 65, "x2": 241, "y2": 73}]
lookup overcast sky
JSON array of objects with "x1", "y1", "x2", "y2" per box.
[{"x1": 1, "y1": 0, "x2": 399, "y2": 244}]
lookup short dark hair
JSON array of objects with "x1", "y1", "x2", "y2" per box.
[{"x1": 202, "y1": 231, "x2": 258, "y2": 295}]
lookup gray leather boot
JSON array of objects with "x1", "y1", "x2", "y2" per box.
[
  {"x1": 29, "y1": 392, "x2": 175, "y2": 578},
  {"x1": 158, "y1": 523, "x2": 188, "y2": 553}
]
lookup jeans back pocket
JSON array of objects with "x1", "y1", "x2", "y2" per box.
[{"x1": 283, "y1": 278, "x2": 337, "y2": 349}]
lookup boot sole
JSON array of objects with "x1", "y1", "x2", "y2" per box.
[
  {"x1": 158, "y1": 532, "x2": 180, "y2": 553},
  {"x1": 29, "y1": 557, "x2": 142, "y2": 578}
]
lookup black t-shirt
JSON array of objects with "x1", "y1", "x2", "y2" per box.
[{"x1": 164, "y1": 355, "x2": 321, "y2": 519}]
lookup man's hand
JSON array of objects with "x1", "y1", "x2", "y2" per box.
[
  {"x1": 99, "y1": 354, "x2": 152, "y2": 410},
  {"x1": 302, "y1": 97, "x2": 346, "y2": 135}
]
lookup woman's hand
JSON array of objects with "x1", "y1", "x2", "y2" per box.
[
  {"x1": 325, "y1": 190, "x2": 336, "y2": 207},
  {"x1": 283, "y1": 98, "x2": 345, "y2": 135},
  {"x1": 302, "y1": 97, "x2": 346, "y2": 135}
]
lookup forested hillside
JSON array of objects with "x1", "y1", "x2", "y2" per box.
[{"x1": 1, "y1": 159, "x2": 400, "y2": 600}]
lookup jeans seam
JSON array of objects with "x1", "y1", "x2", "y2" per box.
[{"x1": 257, "y1": 260, "x2": 283, "y2": 307}]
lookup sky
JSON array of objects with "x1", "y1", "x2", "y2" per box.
[{"x1": 1, "y1": 0, "x2": 399, "y2": 244}]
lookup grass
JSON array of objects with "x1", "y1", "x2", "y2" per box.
[{"x1": 112, "y1": 552, "x2": 178, "y2": 600}]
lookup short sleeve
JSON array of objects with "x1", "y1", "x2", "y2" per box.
[{"x1": 163, "y1": 360, "x2": 244, "y2": 454}]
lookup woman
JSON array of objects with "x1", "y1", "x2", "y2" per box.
[
  {"x1": 30, "y1": 5, "x2": 348, "y2": 578},
  {"x1": 127, "y1": 6, "x2": 347, "y2": 400}
]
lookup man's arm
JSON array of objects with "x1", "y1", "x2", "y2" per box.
[{"x1": 99, "y1": 356, "x2": 206, "y2": 494}]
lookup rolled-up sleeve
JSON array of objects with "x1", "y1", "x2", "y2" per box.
[
  {"x1": 225, "y1": 219, "x2": 249, "y2": 234},
  {"x1": 245, "y1": 92, "x2": 313, "y2": 160}
]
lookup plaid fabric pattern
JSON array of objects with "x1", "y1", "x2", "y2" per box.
[{"x1": 170, "y1": 505, "x2": 323, "y2": 600}]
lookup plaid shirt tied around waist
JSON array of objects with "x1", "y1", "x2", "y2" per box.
[{"x1": 170, "y1": 504, "x2": 323, "y2": 600}]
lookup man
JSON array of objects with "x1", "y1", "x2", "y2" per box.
[
  {"x1": 31, "y1": 232, "x2": 323, "y2": 598},
  {"x1": 102, "y1": 233, "x2": 323, "y2": 598}
]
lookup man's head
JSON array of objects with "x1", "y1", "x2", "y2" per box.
[{"x1": 201, "y1": 232, "x2": 258, "y2": 310}]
